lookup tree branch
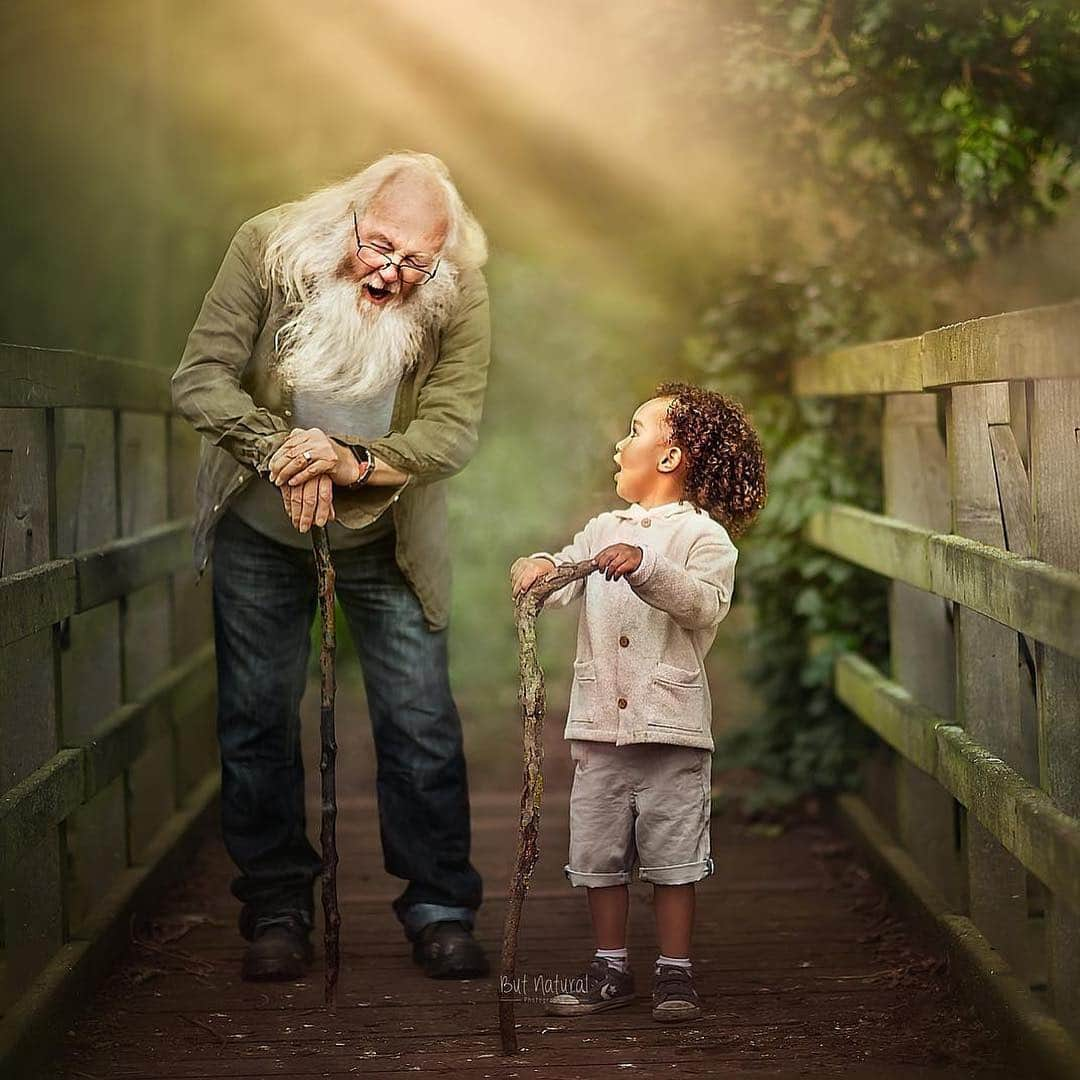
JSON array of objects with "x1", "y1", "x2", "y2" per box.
[
  {"x1": 313, "y1": 526, "x2": 341, "y2": 1008},
  {"x1": 498, "y1": 558, "x2": 598, "y2": 1054}
]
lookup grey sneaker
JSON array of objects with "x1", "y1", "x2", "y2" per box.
[
  {"x1": 546, "y1": 956, "x2": 636, "y2": 1016},
  {"x1": 651, "y1": 963, "x2": 702, "y2": 1022}
]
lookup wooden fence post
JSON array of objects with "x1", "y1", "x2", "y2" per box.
[
  {"x1": 118, "y1": 412, "x2": 175, "y2": 862},
  {"x1": 882, "y1": 393, "x2": 961, "y2": 906},
  {"x1": 0, "y1": 407, "x2": 64, "y2": 1007},
  {"x1": 1029, "y1": 377, "x2": 1080, "y2": 1033},
  {"x1": 947, "y1": 382, "x2": 1029, "y2": 978},
  {"x1": 988, "y1": 387, "x2": 1045, "y2": 985},
  {"x1": 54, "y1": 408, "x2": 126, "y2": 933}
]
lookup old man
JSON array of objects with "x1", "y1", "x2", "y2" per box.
[{"x1": 172, "y1": 152, "x2": 490, "y2": 981}]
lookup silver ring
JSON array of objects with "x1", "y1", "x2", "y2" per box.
[{"x1": 303, "y1": 450, "x2": 313, "y2": 462}]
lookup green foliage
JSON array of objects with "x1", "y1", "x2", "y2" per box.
[
  {"x1": 729, "y1": 0, "x2": 1080, "y2": 261},
  {"x1": 697, "y1": 1, "x2": 1079, "y2": 807},
  {"x1": 690, "y1": 266, "x2": 891, "y2": 806}
]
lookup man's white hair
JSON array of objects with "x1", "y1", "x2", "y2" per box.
[
  {"x1": 262, "y1": 152, "x2": 484, "y2": 405},
  {"x1": 264, "y1": 151, "x2": 487, "y2": 304}
]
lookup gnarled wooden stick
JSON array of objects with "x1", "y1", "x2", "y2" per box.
[
  {"x1": 499, "y1": 557, "x2": 598, "y2": 1054},
  {"x1": 312, "y1": 526, "x2": 341, "y2": 1007}
]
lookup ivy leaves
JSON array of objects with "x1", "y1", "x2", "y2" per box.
[
  {"x1": 727, "y1": 0, "x2": 1079, "y2": 260},
  {"x1": 700, "y1": 265, "x2": 890, "y2": 806}
]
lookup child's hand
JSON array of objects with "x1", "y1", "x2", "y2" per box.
[
  {"x1": 596, "y1": 543, "x2": 643, "y2": 581},
  {"x1": 510, "y1": 556, "x2": 556, "y2": 599}
]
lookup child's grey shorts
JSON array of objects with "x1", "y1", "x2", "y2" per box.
[{"x1": 564, "y1": 739, "x2": 714, "y2": 887}]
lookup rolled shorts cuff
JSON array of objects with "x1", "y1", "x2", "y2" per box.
[
  {"x1": 564, "y1": 864, "x2": 633, "y2": 888},
  {"x1": 638, "y1": 855, "x2": 714, "y2": 886}
]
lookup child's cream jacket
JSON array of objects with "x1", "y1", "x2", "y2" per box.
[{"x1": 531, "y1": 500, "x2": 738, "y2": 751}]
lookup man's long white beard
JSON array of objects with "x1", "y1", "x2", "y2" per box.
[{"x1": 274, "y1": 265, "x2": 459, "y2": 404}]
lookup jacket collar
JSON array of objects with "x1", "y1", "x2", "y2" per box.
[{"x1": 611, "y1": 500, "x2": 697, "y2": 521}]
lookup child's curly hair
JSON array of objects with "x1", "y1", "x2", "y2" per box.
[{"x1": 656, "y1": 381, "x2": 767, "y2": 537}]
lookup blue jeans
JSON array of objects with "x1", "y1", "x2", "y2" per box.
[{"x1": 211, "y1": 510, "x2": 482, "y2": 942}]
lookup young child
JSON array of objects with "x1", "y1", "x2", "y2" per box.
[{"x1": 510, "y1": 381, "x2": 767, "y2": 1023}]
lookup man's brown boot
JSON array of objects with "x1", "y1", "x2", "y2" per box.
[
  {"x1": 241, "y1": 914, "x2": 314, "y2": 981},
  {"x1": 412, "y1": 920, "x2": 489, "y2": 979}
]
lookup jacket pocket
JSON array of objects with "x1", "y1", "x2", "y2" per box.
[
  {"x1": 646, "y1": 662, "x2": 705, "y2": 733},
  {"x1": 654, "y1": 662, "x2": 703, "y2": 688},
  {"x1": 567, "y1": 659, "x2": 597, "y2": 723}
]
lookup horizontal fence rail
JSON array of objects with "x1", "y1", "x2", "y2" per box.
[
  {"x1": 0, "y1": 643, "x2": 216, "y2": 877},
  {"x1": 0, "y1": 343, "x2": 176, "y2": 412},
  {"x1": 805, "y1": 505, "x2": 1080, "y2": 660},
  {"x1": 0, "y1": 559, "x2": 76, "y2": 648},
  {"x1": 0, "y1": 519, "x2": 192, "y2": 647},
  {"x1": 83, "y1": 641, "x2": 215, "y2": 798},
  {"x1": 794, "y1": 299, "x2": 1080, "y2": 396},
  {"x1": 836, "y1": 653, "x2": 1080, "y2": 914}
]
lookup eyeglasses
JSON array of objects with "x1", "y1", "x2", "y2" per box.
[{"x1": 352, "y1": 209, "x2": 440, "y2": 285}]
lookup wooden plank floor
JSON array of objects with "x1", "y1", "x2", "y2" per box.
[{"x1": 55, "y1": 677, "x2": 1011, "y2": 1078}]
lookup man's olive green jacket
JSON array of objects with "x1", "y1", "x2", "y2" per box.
[{"x1": 171, "y1": 205, "x2": 491, "y2": 630}]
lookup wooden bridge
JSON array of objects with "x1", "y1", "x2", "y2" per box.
[{"x1": 2, "y1": 300, "x2": 1080, "y2": 1078}]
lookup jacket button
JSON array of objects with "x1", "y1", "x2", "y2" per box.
[
  {"x1": 641, "y1": 518, "x2": 651, "y2": 528},
  {"x1": 617, "y1": 697, "x2": 628, "y2": 709},
  {"x1": 284, "y1": 409, "x2": 292, "y2": 417},
  {"x1": 619, "y1": 635, "x2": 630, "y2": 648}
]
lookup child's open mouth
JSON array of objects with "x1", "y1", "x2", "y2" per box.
[{"x1": 364, "y1": 282, "x2": 394, "y2": 305}]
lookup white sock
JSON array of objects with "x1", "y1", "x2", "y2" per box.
[
  {"x1": 595, "y1": 947, "x2": 629, "y2": 972},
  {"x1": 656, "y1": 954, "x2": 692, "y2": 972}
]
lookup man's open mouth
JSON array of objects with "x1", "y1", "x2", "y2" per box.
[{"x1": 364, "y1": 282, "x2": 394, "y2": 304}]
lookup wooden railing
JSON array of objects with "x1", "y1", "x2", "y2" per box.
[
  {"x1": 0, "y1": 343, "x2": 217, "y2": 1073},
  {"x1": 794, "y1": 300, "x2": 1080, "y2": 1055}
]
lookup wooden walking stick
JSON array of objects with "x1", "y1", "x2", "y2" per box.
[
  {"x1": 499, "y1": 557, "x2": 598, "y2": 1054},
  {"x1": 312, "y1": 526, "x2": 341, "y2": 1007}
]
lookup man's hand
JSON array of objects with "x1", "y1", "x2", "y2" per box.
[
  {"x1": 596, "y1": 543, "x2": 642, "y2": 581},
  {"x1": 280, "y1": 474, "x2": 336, "y2": 533},
  {"x1": 269, "y1": 428, "x2": 359, "y2": 488},
  {"x1": 510, "y1": 556, "x2": 556, "y2": 599}
]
